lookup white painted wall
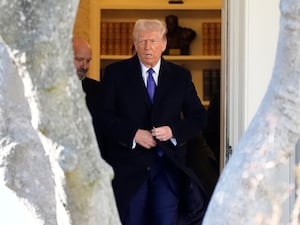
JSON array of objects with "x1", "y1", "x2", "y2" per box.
[
  {"x1": 244, "y1": 0, "x2": 280, "y2": 128},
  {"x1": 227, "y1": 0, "x2": 280, "y2": 150}
]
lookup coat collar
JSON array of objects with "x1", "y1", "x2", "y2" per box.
[{"x1": 127, "y1": 55, "x2": 174, "y2": 107}]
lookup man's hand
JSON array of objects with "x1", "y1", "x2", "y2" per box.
[
  {"x1": 151, "y1": 126, "x2": 173, "y2": 141},
  {"x1": 134, "y1": 129, "x2": 157, "y2": 149}
]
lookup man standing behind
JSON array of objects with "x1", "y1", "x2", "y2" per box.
[
  {"x1": 73, "y1": 37, "x2": 92, "y2": 81},
  {"x1": 72, "y1": 37, "x2": 100, "y2": 115},
  {"x1": 72, "y1": 38, "x2": 104, "y2": 152},
  {"x1": 99, "y1": 19, "x2": 208, "y2": 225}
]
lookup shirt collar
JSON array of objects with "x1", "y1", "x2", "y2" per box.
[{"x1": 140, "y1": 59, "x2": 161, "y2": 85}]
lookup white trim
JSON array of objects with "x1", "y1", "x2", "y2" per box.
[{"x1": 225, "y1": 0, "x2": 247, "y2": 157}]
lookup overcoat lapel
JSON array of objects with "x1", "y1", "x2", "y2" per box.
[
  {"x1": 127, "y1": 56, "x2": 152, "y2": 106},
  {"x1": 153, "y1": 58, "x2": 173, "y2": 106},
  {"x1": 126, "y1": 56, "x2": 174, "y2": 107}
]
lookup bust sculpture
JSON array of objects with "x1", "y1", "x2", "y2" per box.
[{"x1": 164, "y1": 15, "x2": 196, "y2": 55}]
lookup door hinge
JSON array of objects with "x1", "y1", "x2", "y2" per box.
[{"x1": 226, "y1": 145, "x2": 232, "y2": 163}]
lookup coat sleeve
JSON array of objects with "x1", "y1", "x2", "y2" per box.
[{"x1": 169, "y1": 70, "x2": 207, "y2": 146}]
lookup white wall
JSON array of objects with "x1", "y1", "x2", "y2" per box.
[
  {"x1": 244, "y1": 0, "x2": 280, "y2": 128},
  {"x1": 227, "y1": 0, "x2": 280, "y2": 150}
]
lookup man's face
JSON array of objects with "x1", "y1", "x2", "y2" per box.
[
  {"x1": 134, "y1": 31, "x2": 167, "y2": 68},
  {"x1": 74, "y1": 47, "x2": 91, "y2": 80}
]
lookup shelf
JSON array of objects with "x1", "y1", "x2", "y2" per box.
[
  {"x1": 203, "y1": 100, "x2": 210, "y2": 108},
  {"x1": 100, "y1": 55, "x2": 221, "y2": 61},
  {"x1": 94, "y1": 0, "x2": 222, "y2": 10}
]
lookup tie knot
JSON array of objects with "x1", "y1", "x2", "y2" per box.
[
  {"x1": 147, "y1": 68, "x2": 154, "y2": 75},
  {"x1": 147, "y1": 68, "x2": 155, "y2": 86}
]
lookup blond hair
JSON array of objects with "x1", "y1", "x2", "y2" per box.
[{"x1": 132, "y1": 19, "x2": 167, "y2": 42}]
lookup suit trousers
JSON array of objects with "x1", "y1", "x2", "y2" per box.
[{"x1": 124, "y1": 156, "x2": 183, "y2": 225}]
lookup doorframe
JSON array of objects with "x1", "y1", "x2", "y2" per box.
[{"x1": 220, "y1": 0, "x2": 247, "y2": 169}]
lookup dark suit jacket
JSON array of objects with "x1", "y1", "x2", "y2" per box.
[
  {"x1": 81, "y1": 77, "x2": 106, "y2": 154},
  {"x1": 99, "y1": 55, "x2": 208, "y2": 224},
  {"x1": 82, "y1": 77, "x2": 101, "y2": 117}
]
